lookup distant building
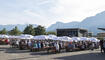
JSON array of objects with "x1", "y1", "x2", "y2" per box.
[
  {"x1": 97, "y1": 28, "x2": 105, "y2": 39},
  {"x1": 57, "y1": 28, "x2": 88, "y2": 37},
  {"x1": 88, "y1": 32, "x2": 93, "y2": 37},
  {"x1": 97, "y1": 33, "x2": 105, "y2": 37}
]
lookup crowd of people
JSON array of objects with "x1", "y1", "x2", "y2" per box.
[
  {"x1": 0, "y1": 34, "x2": 105, "y2": 54},
  {"x1": 9, "y1": 39, "x2": 100, "y2": 53},
  {"x1": 0, "y1": 38, "x2": 10, "y2": 45}
]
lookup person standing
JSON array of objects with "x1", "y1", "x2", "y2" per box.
[
  {"x1": 90, "y1": 42, "x2": 95, "y2": 51},
  {"x1": 103, "y1": 41, "x2": 105, "y2": 53},
  {"x1": 27, "y1": 40, "x2": 32, "y2": 49},
  {"x1": 5, "y1": 38, "x2": 9, "y2": 44},
  {"x1": 16, "y1": 40, "x2": 19, "y2": 48},
  {"x1": 54, "y1": 42, "x2": 60, "y2": 53},
  {"x1": 100, "y1": 40, "x2": 104, "y2": 53}
]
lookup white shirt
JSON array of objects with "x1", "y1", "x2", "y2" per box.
[
  {"x1": 54, "y1": 43, "x2": 59, "y2": 50},
  {"x1": 16, "y1": 41, "x2": 19, "y2": 45}
]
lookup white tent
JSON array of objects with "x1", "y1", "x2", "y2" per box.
[
  {"x1": 47, "y1": 35, "x2": 59, "y2": 41},
  {"x1": 0, "y1": 35, "x2": 9, "y2": 38},
  {"x1": 33, "y1": 35, "x2": 49, "y2": 40},
  {"x1": 89, "y1": 37, "x2": 99, "y2": 42},
  {"x1": 51, "y1": 37, "x2": 59, "y2": 41},
  {"x1": 9, "y1": 35, "x2": 20, "y2": 39},
  {"x1": 19, "y1": 34, "x2": 34, "y2": 39},
  {"x1": 58, "y1": 36, "x2": 73, "y2": 42},
  {"x1": 80, "y1": 37, "x2": 89, "y2": 41},
  {"x1": 72, "y1": 37, "x2": 81, "y2": 42}
]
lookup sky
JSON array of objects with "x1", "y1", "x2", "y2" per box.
[{"x1": 0, "y1": 0, "x2": 105, "y2": 27}]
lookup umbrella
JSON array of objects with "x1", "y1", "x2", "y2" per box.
[
  {"x1": 80, "y1": 37, "x2": 89, "y2": 41},
  {"x1": 33, "y1": 35, "x2": 49, "y2": 40},
  {"x1": 19, "y1": 34, "x2": 33, "y2": 39},
  {"x1": 72, "y1": 37, "x2": 81, "y2": 42},
  {"x1": 0, "y1": 35, "x2": 9, "y2": 38}
]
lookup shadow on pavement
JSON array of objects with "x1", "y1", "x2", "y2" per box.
[
  {"x1": 9, "y1": 56, "x2": 38, "y2": 60},
  {"x1": 30, "y1": 50, "x2": 91, "y2": 56},
  {"x1": 54, "y1": 53, "x2": 105, "y2": 60},
  {"x1": 0, "y1": 47, "x2": 8, "y2": 51},
  {"x1": 0, "y1": 45, "x2": 30, "y2": 54},
  {"x1": 5, "y1": 48, "x2": 30, "y2": 54},
  {"x1": 30, "y1": 51, "x2": 57, "y2": 56},
  {"x1": 1, "y1": 45, "x2": 105, "y2": 60},
  {"x1": 0, "y1": 45, "x2": 10, "y2": 51}
]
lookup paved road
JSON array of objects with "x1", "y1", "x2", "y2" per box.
[{"x1": 0, "y1": 45, "x2": 105, "y2": 60}]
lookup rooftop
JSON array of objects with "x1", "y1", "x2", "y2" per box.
[{"x1": 57, "y1": 28, "x2": 88, "y2": 31}]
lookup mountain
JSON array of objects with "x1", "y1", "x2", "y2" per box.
[
  {"x1": 47, "y1": 11, "x2": 105, "y2": 35},
  {"x1": 46, "y1": 21, "x2": 79, "y2": 32},
  {"x1": 0, "y1": 11, "x2": 105, "y2": 35},
  {"x1": 0, "y1": 24, "x2": 37, "y2": 31}
]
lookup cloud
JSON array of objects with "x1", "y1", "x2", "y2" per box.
[
  {"x1": 24, "y1": 10, "x2": 41, "y2": 17},
  {"x1": 49, "y1": 0, "x2": 105, "y2": 22},
  {"x1": 0, "y1": 0, "x2": 105, "y2": 27},
  {"x1": 37, "y1": 0, "x2": 51, "y2": 5}
]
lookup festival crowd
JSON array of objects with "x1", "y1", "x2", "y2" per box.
[
  {"x1": 9, "y1": 39, "x2": 100, "y2": 53},
  {"x1": 0, "y1": 34, "x2": 105, "y2": 54}
]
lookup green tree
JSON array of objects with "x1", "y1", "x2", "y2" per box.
[
  {"x1": 34, "y1": 25, "x2": 46, "y2": 35},
  {"x1": 46, "y1": 31, "x2": 57, "y2": 35},
  {"x1": 0, "y1": 28, "x2": 7, "y2": 34},
  {"x1": 8, "y1": 26, "x2": 21, "y2": 35},
  {"x1": 23, "y1": 24, "x2": 35, "y2": 35}
]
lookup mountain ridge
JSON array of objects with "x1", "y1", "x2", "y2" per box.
[
  {"x1": 47, "y1": 11, "x2": 105, "y2": 35},
  {"x1": 0, "y1": 24, "x2": 37, "y2": 31},
  {"x1": 0, "y1": 11, "x2": 105, "y2": 35}
]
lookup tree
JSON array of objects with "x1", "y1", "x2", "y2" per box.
[
  {"x1": 0, "y1": 28, "x2": 7, "y2": 34},
  {"x1": 46, "y1": 31, "x2": 57, "y2": 35},
  {"x1": 34, "y1": 25, "x2": 46, "y2": 35},
  {"x1": 8, "y1": 26, "x2": 21, "y2": 35},
  {"x1": 23, "y1": 24, "x2": 35, "y2": 35}
]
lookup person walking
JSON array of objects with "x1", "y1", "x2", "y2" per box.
[
  {"x1": 100, "y1": 40, "x2": 104, "y2": 53},
  {"x1": 103, "y1": 41, "x2": 105, "y2": 53}
]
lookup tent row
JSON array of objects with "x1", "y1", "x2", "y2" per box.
[{"x1": 0, "y1": 34, "x2": 100, "y2": 42}]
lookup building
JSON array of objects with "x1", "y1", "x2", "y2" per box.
[
  {"x1": 88, "y1": 32, "x2": 93, "y2": 37},
  {"x1": 57, "y1": 28, "x2": 88, "y2": 37},
  {"x1": 97, "y1": 33, "x2": 105, "y2": 37}
]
